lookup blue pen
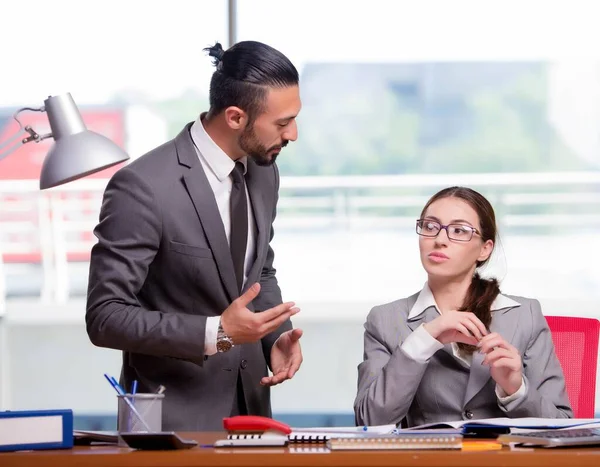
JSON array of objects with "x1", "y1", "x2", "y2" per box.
[
  {"x1": 109, "y1": 376, "x2": 126, "y2": 395},
  {"x1": 129, "y1": 380, "x2": 138, "y2": 434},
  {"x1": 103, "y1": 374, "x2": 152, "y2": 431},
  {"x1": 104, "y1": 374, "x2": 122, "y2": 394},
  {"x1": 362, "y1": 426, "x2": 368, "y2": 432}
]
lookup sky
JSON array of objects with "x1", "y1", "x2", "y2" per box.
[{"x1": 2, "y1": 0, "x2": 600, "y2": 107}]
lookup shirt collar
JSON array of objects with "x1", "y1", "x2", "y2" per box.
[
  {"x1": 408, "y1": 282, "x2": 521, "y2": 320},
  {"x1": 189, "y1": 114, "x2": 247, "y2": 181}
]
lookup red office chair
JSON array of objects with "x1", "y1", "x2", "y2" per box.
[{"x1": 545, "y1": 316, "x2": 600, "y2": 418}]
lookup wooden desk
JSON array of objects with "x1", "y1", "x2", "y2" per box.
[{"x1": 2, "y1": 433, "x2": 600, "y2": 467}]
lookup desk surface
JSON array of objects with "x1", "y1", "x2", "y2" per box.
[{"x1": 3, "y1": 432, "x2": 600, "y2": 467}]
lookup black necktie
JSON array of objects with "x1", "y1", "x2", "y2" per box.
[{"x1": 229, "y1": 161, "x2": 248, "y2": 293}]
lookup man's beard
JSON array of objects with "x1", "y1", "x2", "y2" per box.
[{"x1": 239, "y1": 124, "x2": 288, "y2": 167}]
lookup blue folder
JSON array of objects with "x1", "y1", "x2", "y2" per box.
[{"x1": 0, "y1": 409, "x2": 73, "y2": 452}]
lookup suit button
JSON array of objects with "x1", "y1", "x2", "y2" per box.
[
  {"x1": 240, "y1": 359, "x2": 248, "y2": 369},
  {"x1": 464, "y1": 410, "x2": 474, "y2": 419}
]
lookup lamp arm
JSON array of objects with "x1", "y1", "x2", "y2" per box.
[{"x1": 0, "y1": 106, "x2": 52, "y2": 162}]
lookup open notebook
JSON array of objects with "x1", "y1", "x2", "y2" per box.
[{"x1": 406, "y1": 417, "x2": 600, "y2": 434}]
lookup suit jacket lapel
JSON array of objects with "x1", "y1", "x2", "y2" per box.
[
  {"x1": 463, "y1": 307, "x2": 521, "y2": 406},
  {"x1": 406, "y1": 307, "x2": 459, "y2": 361},
  {"x1": 406, "y1": 307, "x2": 432, "y2": 332},
  {"x1": 462, "y1": 348, "x2": 488, "y2": 406},
  {"x1": 175, "y1": 124, "x2": 239, "y2": 302},
  {"x1": 243, "y1": 162, "x2": 268, "y2": 290}
]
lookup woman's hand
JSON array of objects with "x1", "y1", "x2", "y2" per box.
[
  {"x1": 478, "y1": 332, "x2": 523, "y2": 396},
  {"x1": 423, "y1": 311, "x2": 488, "y2": 346}
]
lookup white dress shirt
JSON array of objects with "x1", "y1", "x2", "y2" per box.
[
  {"x1": 189, "y1": 116, "x2": 257, "y2": 355},
  {"x1": 401, "y1": 282, "x2": 527, "y2": 405}
]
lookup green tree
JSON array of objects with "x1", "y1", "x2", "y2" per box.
[
  {"x1": 421, "y1": 69, "x2": 586, "y2": 173},
  {"x1": 154, "y1": 89, "x2": 208, "y2": 139},
  {"x1": 280, "y1": 65, "x2": 594, "y2": 176},
  {"x1": 278, "y1": 86, "x2": 419, "y2": 176}
]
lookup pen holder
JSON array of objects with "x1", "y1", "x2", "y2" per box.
[{"x1": 117, "y1": 393, "x2": 164, "y2": 447}]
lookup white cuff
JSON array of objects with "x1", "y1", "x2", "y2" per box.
[
  {"x1": 401, "y1": 323, "x2": 444, "y2": 363},
  {"x1": 205, "y1": 316, "x2": 220, "y2": 356},
  {"x1": 496, "y1": 376, "x2": 527, "y2": 404}
]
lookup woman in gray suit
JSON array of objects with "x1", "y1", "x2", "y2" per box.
[{"x1": 354, "y1": 187, "x2": 572, "y2": 427}]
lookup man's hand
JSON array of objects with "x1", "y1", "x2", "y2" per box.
[
  {"x1": 220, "y1": 283, "x2": 300, "y2": 344},
  {"x1": 262, "y1": 328, "x2": 304, "y2": 386}
]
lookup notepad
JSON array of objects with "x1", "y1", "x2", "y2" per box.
[{"x1": 327, "y1": 433, "x2": 463, "y2": 450}]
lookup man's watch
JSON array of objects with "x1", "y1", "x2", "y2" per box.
[{"x1": 216, "y1": 319, "x2": 234, "y2": 353}]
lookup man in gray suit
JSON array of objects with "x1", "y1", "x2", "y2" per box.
[{"x1": 86, "y1": 41, "x2": 303, "y2": 431}]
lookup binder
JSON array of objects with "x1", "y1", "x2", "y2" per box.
[
  {"x1": 0, "y1": 409, "x2": 73, "y2": 452},
  {"x1": 327, "y1": 433, "x2": 463, "y2": 450}
]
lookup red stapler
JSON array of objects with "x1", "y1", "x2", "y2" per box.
[{"x1": 223, "y1": 415, "x2": 292, "y2": 435}]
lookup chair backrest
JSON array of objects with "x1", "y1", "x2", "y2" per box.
[{"x1": 545, "y1": 316, "x2": 600, "y2": 418}]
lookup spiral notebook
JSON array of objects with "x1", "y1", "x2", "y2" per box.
[
  {"x1": 288, "y1": 432, "x2": 353, "y2": 443},
  {"x1": 220, "y1": 432, "x2": 358, "y2": 446},
  {"x1": 327, "y1": 433, "x2": 463, "y2": 451},
  {"x1": 287, "y1": 425, "x2": 396, "y2": 444},
  {"x1": 219, "y1": 428, "x2": 462, "y2": 448},
  {"x1": 218, "y1": 431, "x2": 384, "y2": 447}
]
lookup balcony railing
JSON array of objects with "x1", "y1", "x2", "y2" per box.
[{"x1": 2, "y1": 171, "x2": 600, "y2": 312}]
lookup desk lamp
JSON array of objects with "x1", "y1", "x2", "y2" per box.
[{"x1": 0, "y1": 93, "x2": 129, "y2": 189}]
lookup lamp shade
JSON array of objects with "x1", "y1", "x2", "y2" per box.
[{"x1": 39, "y1": 93, "x2": 129, "y2": 189}]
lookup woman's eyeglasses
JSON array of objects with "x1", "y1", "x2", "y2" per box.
[{"x1": 416, "y1": 219, "x2": 481, "y2": 242}]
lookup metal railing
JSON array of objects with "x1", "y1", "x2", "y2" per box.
[{"x1": 1, "y1": 171, "x2": 600, "y2": 310}]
